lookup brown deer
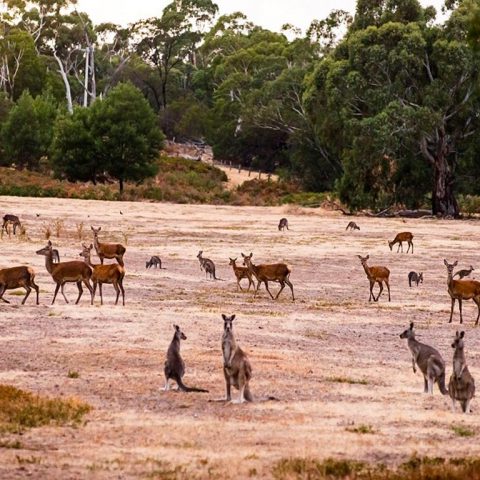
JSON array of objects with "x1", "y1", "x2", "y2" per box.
[
  {"x1": 79, "y1": 244, "x2": 125, "y2": 306},
  {"x1": 448, "y1": 331, "x2": 475, "y2": 413},
  {"x1": 91, "y1": 226, "x2": 126, "y2": 266},
  {"x1": 36, "y1": 241, "x2": 93, "y2": 305},
  {"x1": 0, "y1": 266, "x2": 39, "y2": 305},
  {"x1": 2, "y1": 214, "x2": 21, "y2": 235},
  {"x1": 388, "y1": 232, "x2": 414, "y2": 253},
  {"x1": 241, "y1": 252, "x2": 294, "y2": 301},
  {"x1": 229, "y1": 258, "x2": 254, "y2": 291},
  {"x1": 357, "y1": 255, "x2": 390, "y2": 302},
  {"x1": 444, "y1": 259, "x2": 480, "y2": 325}
]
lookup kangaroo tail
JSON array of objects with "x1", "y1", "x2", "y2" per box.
[
  {"x1": 438, "y1": 372, "x2": 448, "y2": 395},
  {"x1": 177, "y1": 377, "x2": 209, "y2": 393},
  {"x1": 244, "y1": 385, "x2": 254, "y2": 402}
]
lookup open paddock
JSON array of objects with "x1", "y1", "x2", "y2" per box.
[{"x1": 0, "y1": 196, "x2": 480, "y2": 478}]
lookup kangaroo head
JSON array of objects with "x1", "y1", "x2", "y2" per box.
[
  {"x1": 444, "y1": 259, "x2": 458, "y2": 275},
  {"x1": 400, "y1": 322, "x2": 415, "y2": 339},
  {"x1": 222, "y1": 314, "x2": 236, "y2": 333},
  {"x1": 36, "y1": 240, "x2": 53, "y2": 256},
  {"x1": 229, "y1": 258, "x2": 237, "y2": 266},
  {"x1": 241, "y1": 252, "x2": 253, "y2": 266},
  {"x1": 451, "y1": 331, "x2": 465, "y2": 349},
  {"x1": 197, "y1": 250, "x2": 203, "y2": 259},
  {"x1": 418, "y1": 273, "x2": 424, "y2": 283},
  {"x1": 174, "y1": 324, "x2": 187, "y2": 340},
  {"x1": 357, "y1": 254, "x2": 369, "y2": 266}
]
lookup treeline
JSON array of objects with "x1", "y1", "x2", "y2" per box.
[{"x1": 0, "y1": 0, "x2": 479, "y2": 214}]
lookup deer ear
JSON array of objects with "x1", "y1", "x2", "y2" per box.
[
  {"x1": 444, "y1": 259, "x2": 448, "y2": 266},
  {"x1": 250, "y1": 252, "x2": 253, "y2": 257},
  {"x1": 460, "y1": 331, "x2": 465, "y2": 338},
  {"x1": 89, "y1": 244, "x2": 93, "y2": 249},
  {"x1": 241, "y1": 253, "x2": 245, "y2": 257},
  {"x1": 453, "y1": 260, "x2": 458, "y2": 266},
  {"x1": 91, "y1": 226, "x2": 94, "y2": 231},
  {"x1": 366, "y1": 254, "x2": 369, "y2": 259},
  {"x1": 233, "y1": 258, "x2": 237, "y2": 262},
  {"x1": 231, "y1": 314, "x2": 236, "y2": 321},
  {"x1": 222, "y1": 314, "x2": 227, "y2": 320}
]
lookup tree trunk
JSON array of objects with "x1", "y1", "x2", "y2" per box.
[
  {"x1": 432, "y1": 158, "x2": 459, "y2": 217},
  {"x1": 53, "y1": 51, "x2": 73, "y2": 114},
  {"x1": 119, "y1": 178, "x2": 124, "y2": 195}
]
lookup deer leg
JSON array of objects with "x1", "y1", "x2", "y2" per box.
[
  {"x1": 22, "y1": 286, "x2": 31, "y2": 305},
  {"x1": 32, "y1": 281, "x2": 39, "y2": 305},
  {"x1": 0, "y1": 284, "x2": 10, "y2": 303},
  {"x1": 84, "y1": 279, "x2": 94, "y2": 305},
  {"x1": 99, "y1": 283, "x2": 104, "y2": 305},
  {"x1": 113, "y1": 282, "x2": 120, "y2": 305},
  {"x1": 386, "y1": 280, "x2": 391, "y2": 301},
  {"x1": 474, "y1": 297, "x2": 480, "y2": 326},
  {"x1": 376, "y1": 281, "x2": 383, "y2": 301},
  {"x1": 52, "y1": 283, "x2": 61, "y2": 304},
  {"x1": 253, "y1": 280, "x2": 263, "y2": 298},
  {"x1": 397, "y1": 243, "x2": 401, "y2": 253},
  {"x1": 458, "y1": 298, "x2": 463, "y2": 324},
  {"x1": 410, "y1": 241, "x2": 414, "y2": 254},
  {"x1": 285, "y1": 278, "x2": 295, "y2": 301},
  {"x1": 119, "y1": 279, "x2": 125, "y2": 306},
  {"x1": 449, "y1": 298, "x2": 455, "y2": 323},
  {"x1": 275, "y1": 281, "x2": 285, "y2": 299},
  {"x1": 75, "y1": 281, "x2": 83, "y2": 304},
  {"x1": 61, "y1": 283, "x2": 70, "y2": 304},
  {"x1": 264, "y1": 281, "x2": 275, "y2": 299}
]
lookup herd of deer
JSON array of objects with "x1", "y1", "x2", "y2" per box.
[{"x1": 0, "y1": 213, "x2": 478, "y2": 409}]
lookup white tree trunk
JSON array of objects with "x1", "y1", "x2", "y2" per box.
[{"x1": 53, "y1": 51, "x2": 73, "y2": 114}]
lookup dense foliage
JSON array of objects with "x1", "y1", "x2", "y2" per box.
[{"x1": 1, "y1": 0, "x2": 480, "y2": 214}]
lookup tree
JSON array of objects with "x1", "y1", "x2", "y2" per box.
[
  {"x1": 90, "y1": 82, "x2": 164, "y2": 194},
  {"x1": 1, "y1": 90, "x2": 57, "y2": 169}
]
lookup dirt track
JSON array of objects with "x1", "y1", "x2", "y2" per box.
[{"x1": 1, "y1": 196, "x2": 480, "y2": 479}]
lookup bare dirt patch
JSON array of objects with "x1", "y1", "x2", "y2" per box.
[{"x1": 1, "y1": 197, "x2": 480, "y2": 478}]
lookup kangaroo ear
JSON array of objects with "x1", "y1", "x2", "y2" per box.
[
  {"x1": 173, "y1": 324, "x2": 179, "y2": 330},
  {"x1": 47, "y1": 240, "x2": 52, "y2": 246},
  {"x1": 250, "y1": 252, "x2": 253, "y2": 257},
  {"x1": 460, "y1": 331, "x2": 465, "y2": 338},
  {"x1": 366, "y1": 254, "x2": 369, "y2": 259},
  {"x1": 222, "y1": 314, "x2": 227, "y2": 320},
  {"x1": 409, "y1": 322, "x2": 414, "y2": 330}
]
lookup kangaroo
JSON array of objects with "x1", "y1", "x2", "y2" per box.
[
  {"x1": 222, "y1": 314, "x2": 253, "y2": 403},
  {"x1": 448, "y1": 331, "x2": 475, "y2": 413},
  {"x1": 346, "y1": 221, "x2": 360, "y2": 231},
  {"x1": 454, "y1": 266, "x2": 474, "y2": 280},
  {"x1": 408, "y1": 271, "x2": 423, "y2": 287},
  {"x1": 197, "y1": 251, "x2": 218, "y2": 280},
  {"x1": 278, "y1": 218, "x2": 289, "y2": 231},
  {"x1": 164, "y1": 325, "x2": 208, "y2": 393},
  {"x1": 399, "y1": 322, "x2": 448, "y2": 395},
  {"x1": 146, "y1": 256, "x2": 164, "y2": 269},
  {"x1": 2, "y1": 214, "x2": 21, "y2": 235}
]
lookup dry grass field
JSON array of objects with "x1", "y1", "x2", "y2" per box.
[{"x1": 1, "y1": 196, "x2": 480, "y2": 479}]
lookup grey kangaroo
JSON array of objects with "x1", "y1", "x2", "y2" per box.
[
  {"x1": 222, "y1": 314, "x2": 252, "y2": 403},
  {"x1": 146, "y1": 256, "x2": 164, "y2": 269},
  {"x1": 346, "y1": 221, "x2": 360, "y2": 231},
  {"x1": 197, "y1": 250, "x2": 218, "y2": 280},
  {"x1": 278, "y1": 218, "x2": 289, "y2": 231},
  {"x1": 408, "y1": 271, "x2": 423, "y2": 287},
  {"x1": 164, "y1": 325, "x2": 208, "y2": 393},
  {"x1": 454, "y1": 265, "x2": 474, "y2": 280},
  {"x1": 448, "y1": 331, "x2": 475, "y2": 413},
  {"x1": 399, "y1": 322, "x2": 448, "y2": 395}
]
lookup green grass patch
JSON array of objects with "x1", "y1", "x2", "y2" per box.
[
  {"x1": 345, "y1": 424, "x2": 375, "y2": 434},
  {"x1": 326, "y1": 377, "x2": 369, "y2": 385},
  {"x1": 67, "y1": 371, "x2": 80, "y2": 379},
  {"x1": 0, "y1": 384, "x2": 91, "y2": 434},
  {"x1": 451, "y1": 424, "x2": 475, "y2": 437}
]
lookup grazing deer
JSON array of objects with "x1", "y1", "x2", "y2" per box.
[
  {"x1": 222, "y1": 314, "x2": 252, "y2": 403},
  {"x1": 408, "y1": 271, "x2": 423, "y2": 287},
  {"x1": 400, "y1": 322, "x2": 448, "y2": 395},
  {"x1": 357, "y1": 255, "x2": 390, "y2": 302},
  {"x1": 90, "y1": 226, "x2": 126, "y2": 266},
  {"x1": 241, "y1": 252, "x2": 294, "y2": 301},
  {"x1": 278, "y1": 218, "x2": 289, "y2": 231},
  {"x1": 197, "y1": 251, "x2": 218, "y2": 280},
  {"x1": 2, "y1": 214, "x2": 21, "y2": 235},
  {"x1": 0, "y1": 266, "x2": 39, "y2": 305},
  {"x1": 229, "y1": 258, "x2": 254, "y2": 291},
  {"x1": 454, "y1": 265, "x2": 474, "y2": 280},
  {"x1": 36, "y1": 241, "x2": 93, "y2": 305},
  {"x1": 146, "y1": 256, "x2": 164, "y2": 269},
  {"x1": 79, "y1": 244, "x2": 125, "y2": 306},
  {"x1": 164, "y1": 325, "x2": 209, "y2": 393},
  {"x1": 346, "y1": 221, "x2": 360, "y2": 231},
  {"x1": 444, "y1": 259, "x2": 480, "y2": 325},
  {"x1": 448, "y1": 331, "x2": 475, "y2": 413},
  {"x1": 388, "y1": 232, "x2": 414, "y2": 253}
]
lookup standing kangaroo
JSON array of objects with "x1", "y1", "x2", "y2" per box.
[
  {"x1": 399, "y1": 322, "x2": 448, "y2": 395},
  {"x1": 408, "y1": 271, "x2": 423, "y2": 287},
  {"x1": 454, "y1": 265, "x2": 474, "y2": 280},
  {"x1": 278, "y1": 218, "x2": 289, "y2": 231},
  {"x1": 448, "y1": 331, "x2": 475, "y2": 413},
  {"x1": 222, "y1": 314, "x2": 253, "y2": 403},
  {"x1": 197, "y1": 251, "x2": 218, "y2": 280},
  {"x1": 164, "y1": 325, "x2": 208, "y2": 393},
  {"x1": 346, "y1": 221, "x2": 360, "y2": 231}
]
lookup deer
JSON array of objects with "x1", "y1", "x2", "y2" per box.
[
  {"x1": 2, "y1": 214, "x2": 21, "y2": 235},
  {"x1": 278, "y1": 218, "x2": 289, "y2": 231},
  {"x1": 79, "y1": 244, "x2": 125, "y2": 306},
  {"x1": 444, "y1": 259, "x2": 480, "y2": 325},
  {"x1": 197, "y1": 251, "x2": 218, "y2": 280},
  {"x1": 222, "y1": 314, "x2": 253, "y2": 403},
  {"x1": 448, "y1": 331, "x2": 475, "y2": 413},
  {"x1": 241, "y1": 252, "x2": 294, "y2": 301},
  {"x1": 229, "y1": 258, "x2": 254, "y2": 291},
  {"x1": 346, "y1": 221, "x2": 360, "y2": 231},
  {"x1": 164, "y1": 325, "x2": 209, "y2": 393},
  {"x1": 454, "y1": 265, "x2": 474, "y2": 280},
  {"x1": 0, "y1": 266, "x2": 39, "y2": 305},
  {"x1": 36, "y1": 241, "x2": 93, "y2": 305},
  {"x1": 146, "y1": 256, "x2": 164, "y2": 269},
  {"x1": 357, "y1": 255, "x2": 390, "y2": 302},
  {"x1": 400, "y1": 322, "x2": 448, "y2": 395},
  {"x1": 388, "y1": 232, "x2": 414, "y2": 253},
  {"x1": 90, "y1": 226, "x2": 126, "y2": 266},
  {"x1": 408, "y1": 271, "x2": 423, "y2": 287}
]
